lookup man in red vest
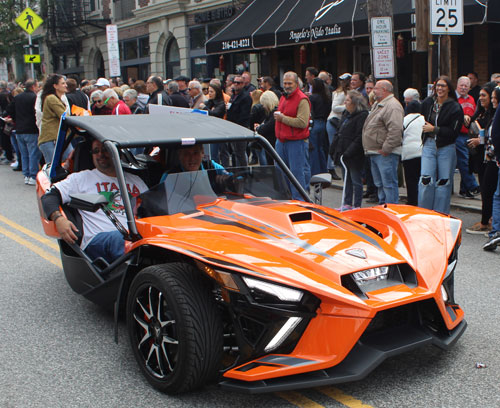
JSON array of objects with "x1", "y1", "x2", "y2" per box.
[{"x1": 274, "y1": 71, "x2": 311, "y2": 200}]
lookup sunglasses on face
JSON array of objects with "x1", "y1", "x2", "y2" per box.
[
  {"x1": 202, "y1": 88, "x2": 209, "y2": 91},
  {"x1": 94, "y1": 99, "x2": 102, "y2": 103},
  {"x1": 233, "y1": 81, "x2": 243, "y2": 84}
]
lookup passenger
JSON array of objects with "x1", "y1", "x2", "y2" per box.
[
  {"x1": 160, "y1": 144, "x2": 225, "y2": 183},
  {"x1": 42, "y1": 139, "x2": 148, "y2": 264}
]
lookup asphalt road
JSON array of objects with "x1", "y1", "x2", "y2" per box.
[{"x1": 0, "y1": 163, "x2": 499, "y2": 408}]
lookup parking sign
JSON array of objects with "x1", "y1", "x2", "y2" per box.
[{"x1": 430, "y1": 0, "x2": 464, "y2": 35}]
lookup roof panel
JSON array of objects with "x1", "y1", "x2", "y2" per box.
[{"x1": 65, "y1": 114, "x2": 255, "y2": 148}]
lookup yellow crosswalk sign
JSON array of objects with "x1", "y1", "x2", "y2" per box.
[
  {"x1": 24, "y1": 54, "x2": 41, "y2": 64},
  {"x1": 16, "y1": 7, "x2": 43, "y2": 35}
]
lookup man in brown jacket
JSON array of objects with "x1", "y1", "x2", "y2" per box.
[{"x1": 362, "y1": 80, "x2": 404, "y2": 204}]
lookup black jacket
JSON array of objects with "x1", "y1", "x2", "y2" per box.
[
  {"x1": 204, "y1": 98, "x2": 226, "y2": 118},
  {"x1": 9, "y1": 90, "x2": 38, "y2": 134},
  {"x1": 256, "y1": 108, "x2": 276, "y2": 147},
  {"x1": 491, "y1": 105, "x2": 500, "y2": 161},
  {"x1": 227, "y1": 90, "x2": 252, "y2": 128},
  {"x1": 421, "y1": 96, "x2": 464, "y2": 148},
  {"x1": 309, "y1": 94, "x2": 330, "y2": 120},
  {"x1": 145, "y1": 89, "x2": 172, "y2": 113},
  {"x1": 130, "y1": 102, "x2": 144, "y2": 114},
  {"x1": 66, "y1": 90, "x2": 89, "y2": 111},
  {"x1": 331, "y1": 109, "x2": 368, "y2": 164},
  {"x1": 170, "y1": 92, "x2": 190, "y2": 108},
  {"x1": 250, "y1": 103, "x2": 266, "y2": 128}
]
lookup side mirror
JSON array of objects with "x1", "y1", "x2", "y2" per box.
[
  {"x1": 310, "y1": 173, "x2": 332, "y2": 205},
  {"x1": 68, "y1": 193, "x2": 108, "y2": 212}
]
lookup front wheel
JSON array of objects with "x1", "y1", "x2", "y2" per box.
[{"x1": 126, "y1": 262, "x2": 223, "y2": 394}]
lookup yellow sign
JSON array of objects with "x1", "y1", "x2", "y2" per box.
[
  {"x1": 15, "y1": 7, "x2": 43, "y2": 35},
  {"x1": 24, "y1": 54, "x2": 41, "y2": 63}
]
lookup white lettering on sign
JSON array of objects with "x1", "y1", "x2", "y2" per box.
[
  {"x1": 289, "y1": 25, "x2": 341, "y2": 43},
  {"x1": 221, "y1": 38, "x2": 251, "y2": 50}
]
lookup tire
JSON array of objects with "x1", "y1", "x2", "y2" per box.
[{"x1": 126, "y1": 262, "x2": 223, "y2": 394}]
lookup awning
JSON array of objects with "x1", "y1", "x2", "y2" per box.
[{"x1": 206, "y1": 0, "x2": 499, "y2": 55}]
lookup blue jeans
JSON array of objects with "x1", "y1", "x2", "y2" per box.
[
  {"x1": 418, "y1": 139, "x2": 456, "y2": 214},
  {"x1": 10, "y1": 131, "x2": 20, "y2": 160},
  {"x1": 370, "y1": 153, "x2": 400, "y2": 204},
  {"x1": 275, "y1": 139, "x2": 310, "y2": 200},
  {"x1": 309, "y1": 119, "x2": 327, "y2": 176},
  {"x1": 455, "y1": 133, "x2": 479, "y2": 192},
  {"x1": 85, "y1": 230, "x2": 124, "y2": 264},
  {"x1": 489, "y1": 167, "x2": 500, "y2": 236},
  {"x1": 39, "y1": 140, "x2": 72, "y2": 165},
  {"x1": 341, "y1": 158, "x2": 364, "y2": 208},
  {"x1": 326, "y1": 120, "x2": 338, "y2": 171},
  {"x1": 16, "y1": 133, "x2": 42, "y2": 179}
]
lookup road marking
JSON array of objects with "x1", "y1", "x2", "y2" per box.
[
  {"x1": 0, "y1": 213, "x2": 59, "y2": 251},
  {"x1": 276, "y1": 391, "x2": 324, "y2": 407},
  {"x1": 0, "y1": 225, "x2": 62, "y2": 267},
  {"x1": 317, "y1": 387, "x2": 375, "y2": 408}
]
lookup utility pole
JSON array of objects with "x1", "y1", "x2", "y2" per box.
[
  {"x1": 415, "y1": 0, "x2": 434, "y2": 84},
  {"x1": 367, "y1": 0, "x2": 398, "y2": 95}
]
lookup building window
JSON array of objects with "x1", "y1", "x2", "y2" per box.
[
  {"x1": 139, "y1": 37, "x2": 150, "y2": 58},
  {"x1": 166, "y1": 38, "x2": 180, "y2": 79},
  {"x1": 124, "y1": 39, "x2": 138, "y2": 60}
]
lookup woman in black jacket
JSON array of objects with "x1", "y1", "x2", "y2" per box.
[
  {"x1": 419, "y1": 76, "x2": 464, "y2": 214},
  {"x1": 202, "y1": 83, "x2": 226, "y2": 119},
  {"x1": 330, "y1": 90, "x2": 368, "y2": 210},
  {"x1": 309, "y1": 78, "x2": 331, "y2": 176},
  {"x1": 255, "y1": 90, "x2": 279, "y2": 164},
  {"x1": 202, "y1": 83, "x2": 226, "y2": 162}
]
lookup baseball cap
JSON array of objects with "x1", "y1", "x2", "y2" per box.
[
  {"x1": 339, "y1": 73, "x2": 352, "y2": 80},
  {"x1": 95, "y1": 77, "x2": 110, "y2": 87}
]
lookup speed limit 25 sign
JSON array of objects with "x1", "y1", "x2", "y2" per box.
[{"x1": 430, "y1": 0, "x2": 464, "y2": 35}]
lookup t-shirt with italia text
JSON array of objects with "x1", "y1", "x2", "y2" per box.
[{"x1": 55, "y1": 168, "x2": 147, "y2": 249}]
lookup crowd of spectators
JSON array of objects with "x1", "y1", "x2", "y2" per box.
[{"x1": 2, "y1": 68, "x2": 500, "y2": 250}]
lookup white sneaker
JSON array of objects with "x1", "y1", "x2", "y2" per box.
[
  {"x1": 27, "y1": 177, "x2": 36, "y2": 186},
  {"x1": 24, "y1": 176, "x2": 29, "y2": 184},
  {"x1": 10, "y1": 160, "x2": 18, "y2": 168}
]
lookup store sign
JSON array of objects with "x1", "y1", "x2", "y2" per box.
[
  {"x1": 194, "y1": 6, "x2": 234, "y2": 24},
  {"x1": 106, "y1": 25, "x2": 121, "y2": 77},
  {"x1": 289, "y1": 25, "x2": 342, "y2": 43}
]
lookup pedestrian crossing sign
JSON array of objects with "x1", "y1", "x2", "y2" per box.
[
  {"x1": 16, "y1": 7, "x2": 43, "y2": 35},
  {"x1": 24, "y1": 54, "x2": 41, "y2": 63}
]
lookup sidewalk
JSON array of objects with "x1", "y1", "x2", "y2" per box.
[{"x1": 330, "y1": 171, "x2": 482, "y2": 213}]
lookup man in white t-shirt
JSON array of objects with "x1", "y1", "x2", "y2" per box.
[{"x1": 42, "y1": 139, "x2": 147, "y2": 263}]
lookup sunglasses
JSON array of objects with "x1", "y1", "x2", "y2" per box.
[
  {"x1": 202, "y1": 88, "x2": 209, "y2": 91},
  {"x1": 93, "y1": 99, "x2": 102, "y2": 103},
  {"x1": 233, "y1": 81, "x2": 243, "y2": 84},
  {"x1": 90, "y1": 147, "x2": 108, "y2": 155}
]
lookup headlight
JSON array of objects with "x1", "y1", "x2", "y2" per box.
[
  {"x1": 441, "y1": 285, "x2": 449, "y2": 303},
  {"x1": 242, "y1": 276, "x2": 304, "y2": 302},
  {"x1": 352, "y1": 266, "x2": 389, "y2": 285}
]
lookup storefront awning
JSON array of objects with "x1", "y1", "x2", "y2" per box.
[{"x1": 206, "y1": 0, "x2": 498, "y2": 55}]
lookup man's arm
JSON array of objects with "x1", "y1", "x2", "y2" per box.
[
  {"x1": 41, "y1": 187, "x2": 79, "y2": 244},
  {"x1": 279, "y1": 99, "x2": 310, "y2": 129}
]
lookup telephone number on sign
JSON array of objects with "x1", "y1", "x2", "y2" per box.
[{"x1": 222, "y1": 39, "x2": 251, "y2": 50}]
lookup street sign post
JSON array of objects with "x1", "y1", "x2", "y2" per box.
[
  {"x1": 16, "y1": 6, "x2": 43, "y2": 79},
  {"x1": 106, "y1": 25, "x2": 121, "y2": 78},
  {"x1": 430, "y1": 0, "x2": 463, "y2": 35},
  {"x1": 371, "y1": 17, "x2": 395, "y2": 79}
]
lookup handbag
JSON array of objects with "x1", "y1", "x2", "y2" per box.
[
  {"x1": 467, "y1": 122, "x2": 480, "y2": 156},
  {"x1": 328, "y1": 116, "x2": 340, "y2": 130}
]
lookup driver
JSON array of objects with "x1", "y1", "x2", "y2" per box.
[{"x1": 41, "y1": 139, "x2": 148, "y2": 263}]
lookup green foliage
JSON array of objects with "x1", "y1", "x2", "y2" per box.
[{"x1": 0, "y1": 1, "x2": 35, "y2": 58}]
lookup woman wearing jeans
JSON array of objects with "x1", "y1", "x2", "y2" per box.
[
  {"x1": 418, "y1": 76, "x2": 464, "y2": 214},
  {"x1": 38, "y1": 74, "x2": 71, "y2": 164}
]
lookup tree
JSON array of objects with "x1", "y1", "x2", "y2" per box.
[{"x1": 0, "y1": 0, "x2": 28, "y2": 59}]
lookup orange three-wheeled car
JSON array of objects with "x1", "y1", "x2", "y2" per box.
[{"x1": 36, "y1": 113, "x2": 466, "y2": 394}]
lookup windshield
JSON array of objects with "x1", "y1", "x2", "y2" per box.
[{"x1": 135, "y1": 165, "x2": 292, "y2": 218}]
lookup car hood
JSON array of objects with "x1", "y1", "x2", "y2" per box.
[{"x1": 134, "y1": 199, "x2": 449, "y2": 302}]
